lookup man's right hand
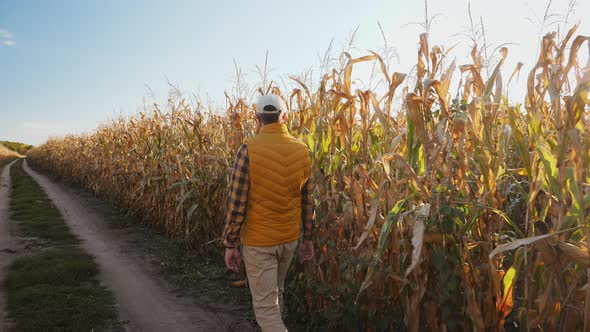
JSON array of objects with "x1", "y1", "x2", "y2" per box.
[
  {"x1": 225, "y1": 247, "x2": 242, "y2": 273},
  {"x1": 298, "y1": 240, "x2": 315, "y2": 263}
]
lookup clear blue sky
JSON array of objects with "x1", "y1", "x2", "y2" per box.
[{"x1": 1, "y1": 0, "x2": 588, "y2": 145}]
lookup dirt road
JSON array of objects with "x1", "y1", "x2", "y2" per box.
[
  {"x1": 23, "y1": 161, "x2": 239, "y2": 332},
  {"x1": 0, "y1": 161, "x2": 16, "y2": 328}
]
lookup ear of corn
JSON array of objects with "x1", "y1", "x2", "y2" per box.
[{"x1": 27, "y1": 28, "x2": 590, "y2": 330}]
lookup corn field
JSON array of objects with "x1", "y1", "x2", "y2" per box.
[
  {"x1": 0, "y1": 144, "x2": 20, "y2": 166},
  {"x1": 27, "y1": 27, "x2": 590, "y2": 331}
]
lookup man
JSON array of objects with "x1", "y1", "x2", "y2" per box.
[{"x1": 222, "y1": 94, "x2": 315, "y2": 332}]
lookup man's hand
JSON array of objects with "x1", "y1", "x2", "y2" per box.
[
  {"x1": 225, "y1": 247, "x2": 242, "y2": 273},
  {"x1": 298, "y1": 240, "x2": 315, "y2": 263}
]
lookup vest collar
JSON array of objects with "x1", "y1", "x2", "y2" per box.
[{"x1": 260, "y1": 123, "x2": 289, "y2": 135}]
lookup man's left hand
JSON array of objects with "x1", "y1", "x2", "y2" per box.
[{"x1": 225, "y1": 247, "x2": 242, "y2": 273}]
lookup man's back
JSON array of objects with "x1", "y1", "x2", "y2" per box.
[{"x1": 242, "y1": 122, "x2": 311, "y2": 247}]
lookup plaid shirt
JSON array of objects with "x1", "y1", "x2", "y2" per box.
[{"x1": 222, "y1": 144, "x2": 314, "y2": 248}]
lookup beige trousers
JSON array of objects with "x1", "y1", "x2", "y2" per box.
[{"x1": 243, "y1": 240, "x2": 298, "y2": 332}]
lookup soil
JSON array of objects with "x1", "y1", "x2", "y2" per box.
[
  {"x1": 0, "y1": 161, "x2": 17, "y2": 330},
  {"x1": 23, "y1": 161, "x2": 257, "y2": 332}
]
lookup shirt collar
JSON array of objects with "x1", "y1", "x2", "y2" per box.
[{"x1": 260, "y1": 123, "x2": 289, "y2": 134}]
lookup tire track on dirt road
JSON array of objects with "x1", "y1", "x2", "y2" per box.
[
  {"x1": 0, "y1": 160, "x2": 17, "y2": 329},
  {"x1": 23, "y1": 160, "x2": 231, "y2": 332}
]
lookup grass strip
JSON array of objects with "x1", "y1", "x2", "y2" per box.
[{"x1": 3, "y1": 159, "x2": 117, "y2": 331}]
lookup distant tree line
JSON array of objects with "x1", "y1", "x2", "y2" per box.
[{"x1": 0, "y1": 141, "x2": 33, "y2": 155}]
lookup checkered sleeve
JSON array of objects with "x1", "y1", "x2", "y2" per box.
[
  {"x1": 301, "y1": 167, "x2": 314, "y2": 241},
  {"x1": 222, "y1": 144, "x2": 249, "y2": 248}
]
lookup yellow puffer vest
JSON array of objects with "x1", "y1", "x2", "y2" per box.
[{"x1": 241, "y1": 123, "x2": 311, "y2": 247}]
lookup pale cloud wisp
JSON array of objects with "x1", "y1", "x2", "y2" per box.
[{"x1": 0, "y1": 28, "x2": 16, "y2": 47}]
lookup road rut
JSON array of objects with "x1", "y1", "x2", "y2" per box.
[{"x1": 0, "y1": 161, "x2": 17, "y2": 329}]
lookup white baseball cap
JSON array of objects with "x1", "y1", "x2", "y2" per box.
[{"x1": 256, "y1": 95, "x2": 286, "y2": 114}]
